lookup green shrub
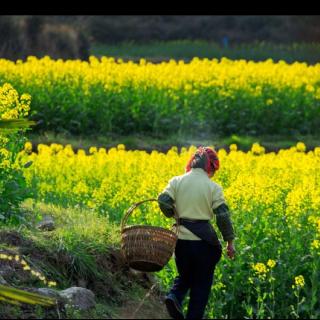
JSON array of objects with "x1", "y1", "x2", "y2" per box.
[{"x1": 0, "y1": 83, "x2": 32, "y2": 224}]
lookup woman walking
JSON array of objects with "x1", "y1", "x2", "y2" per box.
[{"x1": 158, "y1": 146, "x2": 235, "y2": 319}]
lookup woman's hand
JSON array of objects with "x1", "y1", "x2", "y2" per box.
[{"x1": 226, "y1": 240, "x2": 236, "y2": 259}]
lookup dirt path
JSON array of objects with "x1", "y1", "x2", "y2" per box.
[{"x1": 113, "y1": 284, "x2": 169, "y2": 319}]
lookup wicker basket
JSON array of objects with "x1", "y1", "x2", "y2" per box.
[{"x1": 121, "y1": 198, "x2": 179, "y2": 272}]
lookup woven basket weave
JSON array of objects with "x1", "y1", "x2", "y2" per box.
[{"x1": 121, "y1": 198, "x2": 179, "y2": 272}]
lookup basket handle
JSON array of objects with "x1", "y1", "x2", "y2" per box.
[{"x1": 120, "y1": 198, "x2": 180, "y2": 236}]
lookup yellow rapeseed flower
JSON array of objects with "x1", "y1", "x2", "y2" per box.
[
  {"x1": 266, "y1": 98, "x2": 273, "y2": 105},
  {"x1": 48, "y1": 281, "x2": 57, "y2": 287},
  {"x1": 267, "y1": 259, "x2": 276, "y2": 269},
  {"x1": 229, "y1": 144, "x2": 238, "y2": 152},
  {"x1": 314, "y1": 147, "x2": 320, "y2": 157},
  {"x1": 311, "y1": 239, "x2": 320, "y2": 250},
  {"x1": 117, "y1": 144, "x2": 126, "y2": 151},
  {"x1": 252, "y1": 262, "x2": 268, "y2": 274},
  {"x1": 89, "y1": 146, "x2": 97, "y2": 154},
  {"x1": 24, "y1": 142, "x2": 33, "y2": 154},
  {"x1": 296, "y1": 142, "x2": 306, "y2": 152},
  {"x1": 294, "y1": 275, "x2": 305, "y2": 288},
  {"x1": 251, "y1": 143, "x2": 264, "y2": 155}
]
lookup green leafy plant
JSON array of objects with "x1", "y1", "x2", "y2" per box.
[{"x1": 0, "y1": 83, "x2": 34, "y2": 224}]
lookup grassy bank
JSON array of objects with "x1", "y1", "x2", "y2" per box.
[{"x1": 0, "y1": 200, "x2": 164, "y2": 319}]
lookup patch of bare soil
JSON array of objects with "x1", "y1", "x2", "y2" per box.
[{"x1": 114, "y1": 285, "x2": 169, "y2": 319}]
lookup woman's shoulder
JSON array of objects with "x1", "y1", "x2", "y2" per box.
[
  {"x1": 174, "y1": 171, "x2": 190, "y2": 180},
  {"x1": 167, "y1": 174, "x2": 183, "y2": 185},
  {"x1": 209, "y1": 180, "x2": 223, "y2": 192}
]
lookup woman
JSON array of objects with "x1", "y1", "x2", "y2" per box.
[{"x1": 158, "y1": 146, "x2": 235, "y2": 319}]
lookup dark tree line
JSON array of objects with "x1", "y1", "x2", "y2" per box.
[{"x1": 1, "y1": 15, "x2": 320, "y2": 60}]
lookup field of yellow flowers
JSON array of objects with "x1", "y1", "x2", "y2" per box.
[
  {"x1": 1, "y1": 71, "x2": 320, "y2": 317},
  {"x1": 18, "y1": 141, "x2": 320, "y2": 318},
  {"x1": 0, "y1": 56, "x2": 320, "y2": 136}
]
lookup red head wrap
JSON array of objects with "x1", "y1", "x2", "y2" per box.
[{"x1": 185, "y1": 146, "x2": 219, "y2": 175}]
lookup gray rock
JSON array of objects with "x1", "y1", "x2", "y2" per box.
[
  {"x1": 37, "y1": 216, "x2": 55, "y2": 231},
  {"x1": 0, "y1": 264, "x2": 15, "y2": 279},
  {"x1": 59, "y1": 287, "x2": 95, "y2": 310},
  {"x1": 0, "y1": 275, "x2": 7, "y2": 285}
]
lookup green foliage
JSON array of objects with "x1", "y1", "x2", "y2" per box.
[
  {"x1": 92, "y1": 41, "x2": 320, "y2": 65},
  {"x1": 0, "y1": 83, "x2": 33, "y2": 224},
  {"x1": 0, "y1": 132, "x2": 30, "y2": 223}
]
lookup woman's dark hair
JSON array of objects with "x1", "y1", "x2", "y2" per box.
[{"x1": 190, "y1": 153, "x2": 207, "y2": 170}]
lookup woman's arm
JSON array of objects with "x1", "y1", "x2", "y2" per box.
[
  {"x1": 213, "y1": 203, "x2": 235, "y2": 242},
  {"x1": 213, "y1": 203, "x2": 236, "y2": 259},
  {"x1": 158, "y1": 177, "x2": 176, "y2": 218},
  {"x1": 158, "y1": 193, "x2": 175, "y2": 218}
]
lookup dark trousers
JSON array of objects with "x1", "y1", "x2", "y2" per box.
[{"x1": 168, "y1": 239, "x2": 222, "y2": 319}]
